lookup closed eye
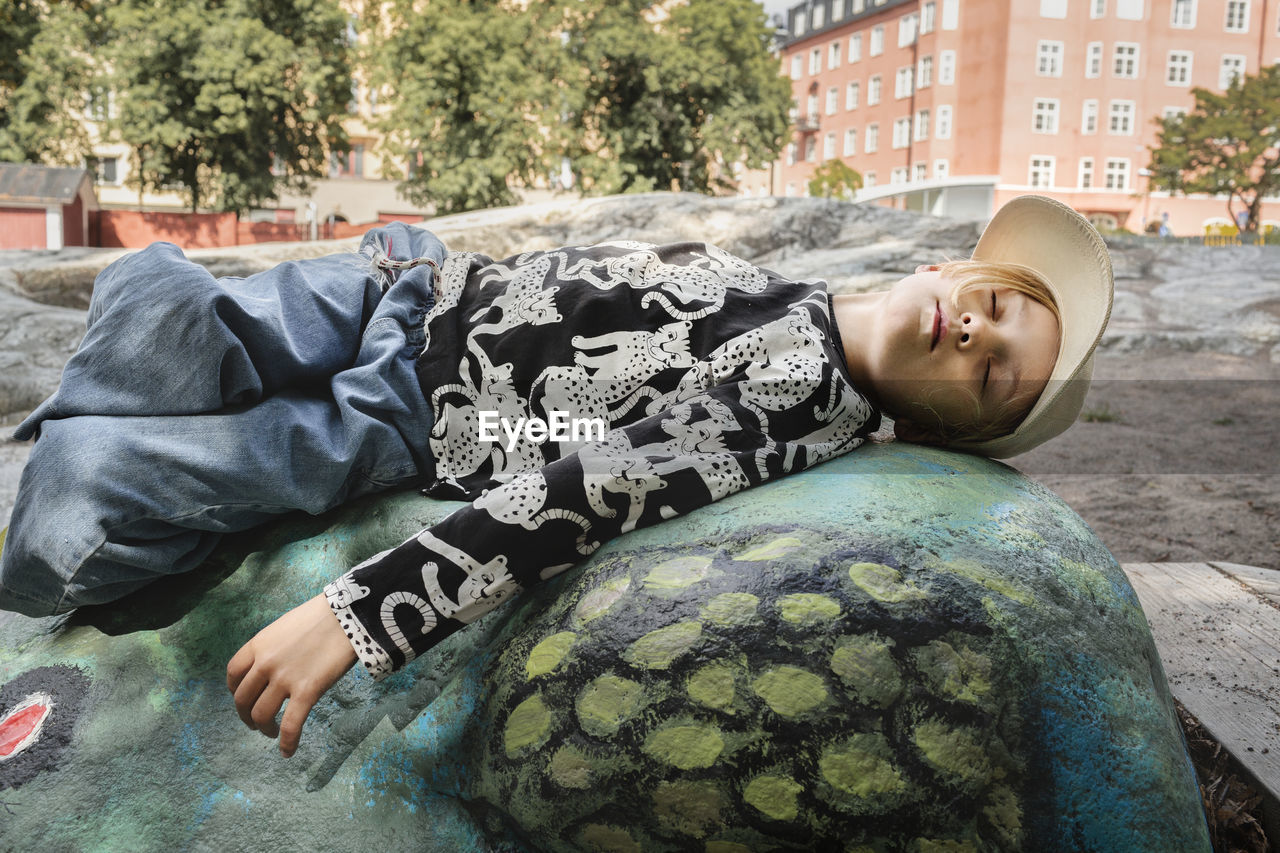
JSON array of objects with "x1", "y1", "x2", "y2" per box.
[
  {"x1": 990, "y1": 290, "x2": 997, "y2": 318},
  {"x1": 982, "y1": 358, "x2": 991, "y2": 391}
]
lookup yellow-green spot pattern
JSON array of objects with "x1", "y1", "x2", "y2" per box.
[
  {"x1": 579, "y1": 824, "x2": 641, "y2": 853},
  {"x1": 752, "y1": 665, "x2": 828, "y2": 717},
  {"x1": 643, "y1": 724, "x2": 725, "y2": 769},
  {"x1": 700, "y1": 592, "x2": 760, "y2": 626},
  {"x1": 829, "y1": 634, "x2": 903, "y2": 707},
  {"x1": 504, "y1": 694, "x2": 553, "y2": 757},
  {"x1": 734, "y1": 536, "x2": 804, "y2": 562},
  {"x1": 914, "y1": 639, "x2": 993, "y2": 705},
  {"x1": 743, "y1": 775, "x2": 804, "y2": 821},
  {"x1": 687, "y1": 663, "x2": 737, "y2": 712},
  {"x1": 913, "y1": 720, "x2": 992, "y2": 785},
  {"x1": 525, "y1": 631, "x2": 577, "y2": 679},
  {"x1": 848, "y1": 562, "x2": 927, "y2": 602},
  {"x1": 645, "y1": 555, "x2": 713, "y2": 589},
  {"x1": 576, "y1": 674, "x2": 645, "y2": 738},
  {"x1": 573, "y1": 576, "x2": 631, "y2": 626},
  {"x1": 819, "y1": 734, "x2": 905, "y2": 797},
  {"x1": 625, "y1": 621, "x2": 702, "y2": 669},
  {"x1": 548, "y1": 746, "x2": 593, "y2": 789},
  {"x1": 652, "y1": 780, "x2": 725, "y2": 836},
  {"x1": 777, "y1": 592, "x2": 841, "y2": 625}
]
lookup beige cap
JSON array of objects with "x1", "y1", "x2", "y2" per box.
[{"x1": 951, "y1": 195, "x2": 1114, "y2": 459}]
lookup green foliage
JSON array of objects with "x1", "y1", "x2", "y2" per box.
[
  {"x1": 1148, "y1": 65, "x2": 1280, "y2": 233},
  {"x1": 103, "y1": 0, "x2": 352, "y2": 213},
  {"x1": 0, "y1": 0, "x2": 98, "y2": 164},
  {"x1": 563, "y1": 0, "x2": 792, "y2": 196},
  {"x1": 807, "y1": 160, "x2": 863, "y2": 200},
  {"x1": 368, "y1": 0, "x2": 567, "y2": 215}
]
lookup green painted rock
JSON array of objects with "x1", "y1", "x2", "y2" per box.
[{"x1": 0, "y1": 444, "x2": 1209, "y2": 851}]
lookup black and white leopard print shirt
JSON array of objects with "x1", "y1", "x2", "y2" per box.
[{"x1": 325, "y1": 241, "x2": 880, "y2": 679}]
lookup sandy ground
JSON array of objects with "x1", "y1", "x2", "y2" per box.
[{"x1": 1, "y1": 345, "x2": 1275, "y2": 570}]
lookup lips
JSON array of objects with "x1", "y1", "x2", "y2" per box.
[{"x1": 930, "y1": 301, "x2": 947, "y2": 351}]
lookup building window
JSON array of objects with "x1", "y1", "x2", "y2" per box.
[
  {"x1": 914, "y1": 162, "x2": 928, "y2": 181},
  {"x1": 1219, "y1": 54, "x2": 1246, "y2": 89},
  {"x1": 915, "y1": 108, "x2": 930, "y2": 140},
  {"x1": 1109, "y1": 100, "x2": 1135, "y2": 134},
  {"x1": 1116, "y1": 0, "x2": 1143, "y2": 19},
  {"x1": 785, "y1": 182, "x2": 796, "y2": 197},
  {"x1": 1171, "y1": 0, "x2": 1196, "y2": 27},
  {"x1": 1105, "y1": 158, "x2": 1130, "y2": 190},
  {"x1": 1225, "y1": 0, "x2": 1249, "y2": 31},
  {"x1": 942, "y1": 0, "x2": 959, "y2": 28},
  {"x1": 824, "y1": 132, "x2": 837, "y2": 160},
  {"x1": 1113, "y1": 43, "x2": 1139, "y2": 77},
  {"x1": 899, "y1": 13, "x2": 918, "y2": 46},
  {"x1": 1166, "y1": 51, "x2": 1192, "y2": 85},
  {"x1": 1079, "y1": 157, "x2": 1095, "y2": 189},
  {"x1": 864, "y1": 170, "x2": 877, "y2": 188},
  {"x1": 850, "y1": 33, "x2": 862, "y2": 62},
  {"x1": 1037, "y1": 41, "x2": 1064, "y2": 76},
  {"x1": 853, "y1": 0, "x2": 865, "y2": 14},
  {"x1": 1086, "y1": 42, "x2": 1103, "y2": 78},
  {"x1": 893, "y1": 116, "x2": 911, "y2": 148},
  {"x1": 810, "y1": 48, "x2": 822, "y2": 75},
  {"x1": 869, "y1": 75, "x2": 882, "y2": 105},
  {"x1": 807, "y1": 92, "x2": 820, "y2": 118},
  {"x1": 922, "y1": 1, "x2": 937, "y2": 32},
  {"x1": 895, "y1": 67, "x2": 914, "y2": 99},
  {"x1": 1029, "y1": 156, "x2": 1055, "y2": 188},
  {"x1": 1041, "y1": 0, "x2": 1067, "y2": 17},
  {"x1": 844, "y1": 128, "x2": 858, "y2": 155},
  {"x1": 870, "y1": 25, "x2": 884, "y2": 56},
  {"x1": 891, "y1": 166, "x2": 908, "y2": 184},
  {"x1": 87, "y1": 86, "x2": 114, "y2": 122},
  {"x1": 829, "y1": 41, "x2": 842, "y2": 69},
  {"x1": 846, "y1": 81, "x2": 860, "y2": 110},
  {"x1": 813, "y1": 3, "x2": 825, "y2": 28},
  {"x1": 1091, "y1": 0, "x2": 1106, "y2": 17},
  {"x1": 866, "y1": 123, "x2": 879, "y2": 152},
  {"x1": 939, "y1": 50, "x2": 956, "y2": 84},
  {"x1": 934, "y1": 159, "x2": 949, "y2": 179},
  {"x1": 936, "y1": 105, "x2": 953, "y2": 138},
  {"x1": 86, "y1": 156, "x2": 120, "y2": 185},
  {"x1": 1163, "y1": 105, "x2": 1188, "y2": 120},
  {"x1": 918, "y1": 55, "x2": 933, "y2": 88},
  {"x1": 827, "y1": 86, "x2": 839, "y2": 115},
  {"x1": 1033, "y1": 98, "x2": 1060, "y2": 133},
  {"x1": 1082, "y1": 99, "x2": 1099, "y2": 134},
  {"x1": 791, "y1": 55, "x2": 803, "y2": 80},
  {"x1": 805, "y1": 137, "x2": 817, "y2": 162},
  {"x1": 786, "y1": 143, "x2": 797, "y2": 166}
]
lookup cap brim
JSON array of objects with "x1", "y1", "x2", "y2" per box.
[{"x1": 952, "y1": 195, "x2": 1114, "y2": 458}]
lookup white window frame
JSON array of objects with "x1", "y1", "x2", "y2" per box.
[
  {"x1": 918, "y1": 55, "x2": 933, "y2": 88},
  {"x1": 913, "y1": 162, "x2": 928, "y2": 182},
  {"x1": 1116, "y1": 0, "x2": 1144, "y2": 20},
  {"x1": 936, "y1": 105, "x2": 952, "y2": 138},
  {"x1": 942, "y1": 0, "x2": 959, "y2": 29},
  {"x1": 846, "y1": 81, "x2": 860, "y2": 110},
  {"x1": 1171, "y1": 0, "x2": 1196, "y2": 27},
  {"x1": 922, "y1": 1, "x2": 937, "y2": 32},
  {"x1": 1078, "y1": 157, "x2": 1095, "y2": 189},
  {"x1": 915, "y1": 108, "x2": 930, "y2": 140},
  {"x1": 934, "y1": 159, "x2": 949, "y2": 179},
  {"x1": 1029, "y1": 156, "x2": 1056, "y2": 188},
  {"x1": 827, "y1": 86, "x2": 839, "y2": 115},
  {"x1": 864, "y1": 170, "x2": 877, "y2": 188},
  {"x1": 1092, "y1": 0, "x2": 1106, "y2": 17},
  {"x1": 786, "y1": 142, "x2": 797, "y2": 166},
  {"x1": 1105, "y1": 158, "x2": 1131, "y2": 190},
  {"x1": 891, "y1": 166, "x2": 908, "y2": 185},
  {"x1": 898, "y1": 13, "x2": 919, "y2": 46},
  {"x1": 1113, "y1": 43, "x2": 1140, "y2": 78},
  {"x1": 1037, "y1": 40, "x2": 1064, "y2": 76},
  {"x1": 1033, "y1": 98, "x2": 1060, "y2": 134},
  {"x1": 823, "y1": 131, "x2": 837, "y2": 161},
  {"x1": 790, "y1": 55, "x2": 804, "y2": 80},
  {"x1": 866, "y1": 123, "x2": 880, "y2": 152},
  {"x1": 895, "y1": 66, "x2": 914, "y2": 99},
  {"x1": 939, "y1": 50, "x2": 956, "y2": 85},
  {"x1": 1163, "y1": 105, "x2": 1188, "y2": 120},
  {"x1": 804, "y1": 136, "x2": 817, "y2": 163},
  {"x1": 868, "y1": 74, "x2": 882, "y2": 105},
  {"x1": 892, "y1": 116, "x2": 912, "y2": 149},
  {"x1": 1108, "y1": 99, "x2": 1135, "y2": 134},
  {"x1": 1219, "y1": 54, "x2": 1246, "y2": 89},
  {"x1": 813, "y1": 3, "x2": 826, "y2": 28},
  {"x1": 810, "y1": 48, "x2": 823, "y2": 76},
  {"x1": 870, "y1": 24, "x2": 884, "y2": 56},
  {"x1": 1041, "y1": 0, "x2": 1068, "y2": 18},
  {"x1": 829, "y1": 41, "x2": 842, "y2": 70},
  {"x1": 1225, "y1": 0, "x2": 1250, "y2": 32},
  {"x1": 1166, "y1": 51, "x2": 1192, "y2": 85},
  {"x1": 844, "y1": 127, "x2": 858, "y2": 156},
  {"x1": 850, "y1": 33, "x2": 862, "y2": 63},
  {"x1": 1086, "y1": 42, "x2": 1103, "y2": 78},
  {"x1": 1082, "y1": 99, "x2": 1099, "y2": 134}
]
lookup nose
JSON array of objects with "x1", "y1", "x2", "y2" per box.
[{"x1": 957, "y1": 310, "x2": 986, "y2": 347}]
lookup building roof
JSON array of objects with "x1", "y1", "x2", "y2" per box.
[{"x1": 0, "y1": 163, "x2": 93, "y2": 205}]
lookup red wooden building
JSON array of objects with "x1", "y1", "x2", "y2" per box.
[{"x1": 0, "y1": 164, "x2": 99, "y2": 250}]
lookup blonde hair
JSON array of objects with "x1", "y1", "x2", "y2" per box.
[{"x1": 913, "y1": 259, "x2": 1061, "y2": 444}]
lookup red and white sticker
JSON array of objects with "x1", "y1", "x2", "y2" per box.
[{"x1": 0, "y1": 692, "x2": 53, "y2": 761}]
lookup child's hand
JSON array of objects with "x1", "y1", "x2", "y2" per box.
[{"x1": 226, "y1": 592, "x2": 357, "y2": 758}]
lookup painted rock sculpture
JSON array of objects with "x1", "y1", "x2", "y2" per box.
[{"x1": 0, "y1": 444, "x2": 1209, "y2": 851}]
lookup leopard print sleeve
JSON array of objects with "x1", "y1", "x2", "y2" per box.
[{"x1": 324, "y1": 304, "x2": 878, "y2": 680}]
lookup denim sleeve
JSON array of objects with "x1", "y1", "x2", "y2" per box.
[{"x1": 324, "y1": 360, "x2": 875, "y2": 680}]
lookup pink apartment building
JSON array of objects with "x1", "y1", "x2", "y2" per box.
[{"x1": 740, "y1": 0, "x2": 1280, "y2": 235}]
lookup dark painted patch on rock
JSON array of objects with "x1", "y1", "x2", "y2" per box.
[{"x1": 0, "y1": 665, "x2": 90, "y2": 790}]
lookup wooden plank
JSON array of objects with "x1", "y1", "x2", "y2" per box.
[
  {"x1": 1122, "y1": 562, "x2": 1280, "y2": 806},
  {"x1": 1213, "y1": 562, "x2": 1280, "y2": 608}
]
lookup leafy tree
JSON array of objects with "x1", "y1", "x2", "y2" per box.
[
  {"x1": 0, "y1": 1, "x2": 99, "y2": 164},
  {"x1": 368, "y1": 0, "x2": 568, "y2": 215},
  {"x1": 1148, "y1": 65, "x2": 1280, "y2": 233},
  {"x1": 104, "y1": 0, "x2": 352, "y2": 213},
  {"x1": 807, "y1": 160, "x2": 863, "y2": 200},
  {"x1": 563, "y1": 0, "x2": 792, "y2": 195}
]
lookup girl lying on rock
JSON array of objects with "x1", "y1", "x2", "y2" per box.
[{"x1": 0, "y1": 195, "x2": 1112, "y2": 758}]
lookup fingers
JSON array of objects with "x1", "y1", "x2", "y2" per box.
[
  {"x1": 249, "y1": 684, "x2": 288, "y2": 740},
  {"x1": 278, "y1": 691, "x2": 318, "y2": 758},
  {"x1": 226, "y1": 645, "x2": 253, "y2": 694},
  {"x1": 232, "y1": 667, "x2": 270, "y2": 731}
]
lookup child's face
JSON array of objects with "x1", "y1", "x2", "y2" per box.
[{"x1": 866, "y1": 266, "x2": 1060, "y2": 437}]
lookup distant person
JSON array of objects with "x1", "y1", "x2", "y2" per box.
[{"x1": 0, "y1": 196, "x2": 1113, "y2": 757}]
